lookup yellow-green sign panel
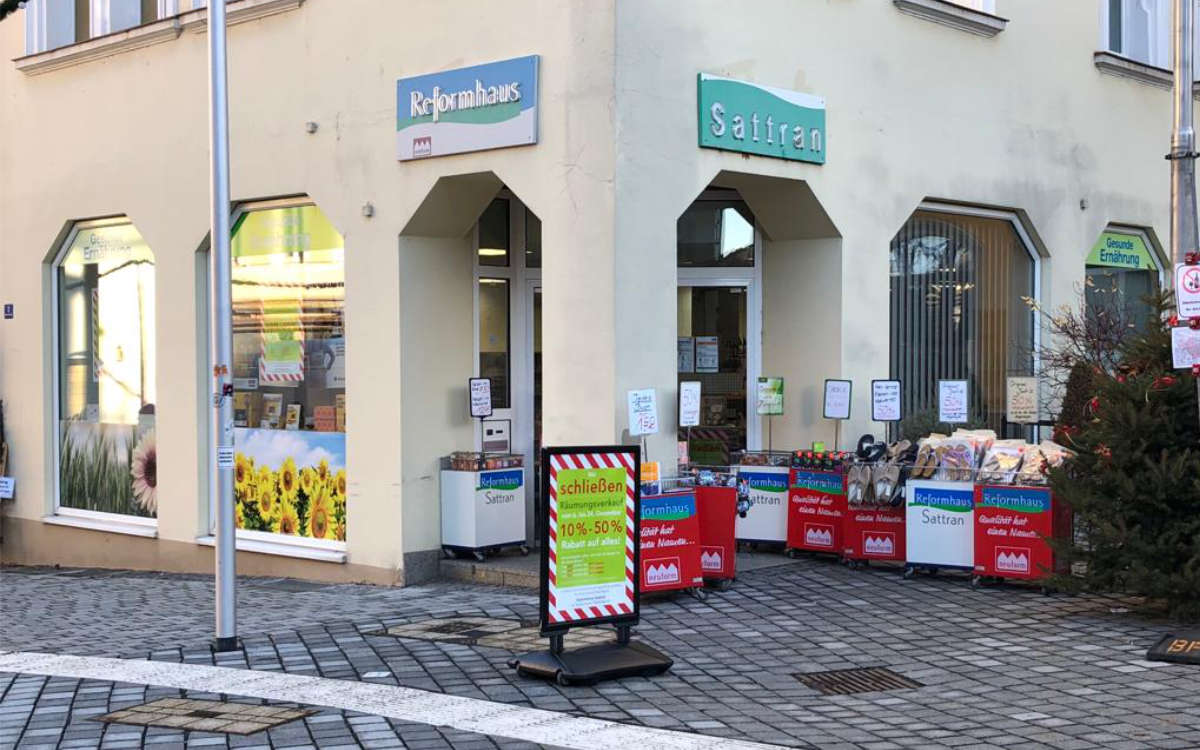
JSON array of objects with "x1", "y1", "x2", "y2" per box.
[
  {"x1": 556, "y1": 466, "x2": 628, "y2": 588},
  {"x1": 1087, "y1": 231, "x2": 1155, "y2": 270}
]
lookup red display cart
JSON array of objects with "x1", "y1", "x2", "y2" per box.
[
  {"x1": 841, "y1": 505, "x2": 906, "y2": 568},
  {"x1": 973, "y1": 484, "x2": 1055, "y2": 587},
  {"x1": 696, "y1": 485, "x2": 737, "y2": 588},
  {"x1": 640, "y1": 489, "x2": 704, "y2": 597},
  {"x1": 786, "y1": 468, "x2": 847, "y2": 556}
]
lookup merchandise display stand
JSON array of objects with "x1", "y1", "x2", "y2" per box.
[
  {"x1": 786, "y1": 459, "x2": 848, "y2": 558},
  {"x1": 640, "y1": 486, "x2": 705, "y2": 600},
  {"x1": 842, "y1": 503, "x2": 906, "y2": 569},
  {"x1": 511, "y1": 625, "x2": 673, "y2": 686},
  {"x1": 696, "y1": 483, "x2": 738, "y2": 588},
  {"x1": 903, "y1": 478, "x2": 976, "y2": 579},
  {"x1": 973, "y1": 484, "x2": 1055, "y2": 590},
  {"x1": 733, "y1": 451, "x2": 792, "y2": 548},
  {"x1": 439, "y1": 452, "x2": 528, "y2": 561}
]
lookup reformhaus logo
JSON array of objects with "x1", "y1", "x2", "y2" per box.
[
  {"x1": 397, "y1": 55, "x2": 539, "y2": 161},
  {"x1": 740, "y1": 470, "x2": 788, "y2": 493},
  {"x1": 791, "y1": 470, "x2": 843, "y2": 494},
  {"x1": 978, "y1": 486, "x2": 1050, "y2": 514},
  {"x1": 910, "y1": 486, "x2": 973, "y2": 512},
  {"x1": 476, "y1": 469, "x2": 523, "y2": 492},
  {"x1": 642, "y1": 494, "x2": 696, "y2": 521}
]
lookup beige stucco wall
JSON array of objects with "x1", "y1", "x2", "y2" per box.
[{"x1": 0, "y1": 0, "x2": 1178, "y2": 580}]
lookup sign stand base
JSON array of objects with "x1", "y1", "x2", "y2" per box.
[{"x1": 509, "y1": 627, "x2": 672, "y2": 686}]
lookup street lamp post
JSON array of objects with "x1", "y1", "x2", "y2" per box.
[{"x1": 207, "y1": 0, "x2": 238, "y2": 652}]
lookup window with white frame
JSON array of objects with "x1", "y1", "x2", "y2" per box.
[
  {"x1": 23, "y1": 0, "x2": 180, "y2": 54},
  {"x1": 1103, "y1": 0, "x2": 1172, "y2": 68},
  {"x1": 947, "y1": 0, "x2": 996, "y2": 12}
]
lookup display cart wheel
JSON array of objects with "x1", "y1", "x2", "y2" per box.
[
  {"x1": 927, "y1": 566, "x2": 938, "y2": 577},
  {"x1": 519, "y1": 545, "x2": 530, "y2": 556},
  {"x1": 443, "y1": 547, "x2": 458, "y2": 560},
  {"x1": 1040, "y1": 585, "x2": 1052, "y2": 596},
  {"x1": 902, "y1": 566, "x2": 916, "y2": 580},
  {"x1": 712, "y1": 578, "x2": 734, "y2": 591},
  {"x1": 555, "y1": 671, "x2": 572, "y2": 687},
  {"x1": 472, "y1": 550, "x2": 487, "y2": 562},
  {"x1": 785, "y1": 548, "x2": 799, "y2": 559},
  {"x1": 689, "y1": 587, "x2": 709, "y2": 602},
  {"x1": 970, "y1": 575, "x2": 981, "y2": 589}
]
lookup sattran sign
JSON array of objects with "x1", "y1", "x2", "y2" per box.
[
  {"x1": 697, "y1": 73, "x2": 826, "y2": 164},
  {"x1": 397, "y1": 55, "x2": 539, "y2": 161}
]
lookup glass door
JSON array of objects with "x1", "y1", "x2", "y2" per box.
[{"x1": 678, "y1": 283, "x2": 750, "y2": 465}]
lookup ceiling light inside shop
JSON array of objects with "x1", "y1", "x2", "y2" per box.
[{"x1": 478, "y1": 248, "x2": 506, "y2": 256}]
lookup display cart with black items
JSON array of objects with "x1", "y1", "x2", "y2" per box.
[
  {"x1": 509, "y1": 446, "x2": 672, "y2": 686},
  {"x1": 439, "y1": 452, "x2": 529, "y2": 561},
  {"x1": 684, "y1": 465, "x2": 739, "y2": 589},
  {"x1": 733, "y1": 450, "x2": 792, "y2": 550},
  {"x1": 785, "y1": 450, "x2": 850, "y2": 560},
  {"x1": 640, "y1": 478, "x2": 707, "y2": 601}
]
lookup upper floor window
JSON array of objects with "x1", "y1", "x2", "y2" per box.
[
  {"x1": 1104, "y1": 0, "x2": 1172, "y2": 69},
  {"x1": 24, "y1": 0, "x2": 185, "y2": 54},
  {"x1": 947, "y1": 0, "x2": 996, "y2": 12}
]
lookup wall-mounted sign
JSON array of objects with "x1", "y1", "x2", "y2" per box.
[
  {"x1": 1005, "y1": 376, "x2": 1039, "y2": 424},
  {"x1": 679, "y1": 381, "x2": 701, "y2": 427},
  {"x1": 697, "y1": 73, "x2": 826, "y2": 164},
  {"x1": 628, "y1": 388, "x2": 659, "y2": 437},
  {"x1": 871, "y1": 379, "x2": 901, "y2": 422},
  {"x1": 938, "y1": 380, "x2": 969, "y2": 424},
  {"x1": 695, "y1": 336, "x2": 719, "y2": 373},
  {"x1": 756, "y1": 377, "x2": 784, "y2": 416},
  {"x1": 823, "y1": 379, "x2": 851, "y2": 420},
  {"x1": 469, "y1": 377, "x2": 493, "y2": 418},
  {"x1": 1086, "y1": 231, "x2": 1155, "y2": 270},
  {"x1": 1176, "y1": 263, "x2": 1200, "y2": 318},
  {"x1": 396, "y1": 55, "x2": 539, "y2": 160}
]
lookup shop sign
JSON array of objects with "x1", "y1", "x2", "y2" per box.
[
  {"x1": 905, "y1": 480, "x2": 974, "y2": 569},
  {"x1": 756, "y1": 377, "x2": 784, "y2": 416},
  {"x1": 1176, "y1": 263, "x2": 1200, "y2": 318},
  {"x1": 231, "y1": 205, "x2": 343, "y2": 258},
  {"x1": 1086, "y1": 231, "x2": 1154, "y2": 270},
  {"x1": 541, "y1": 447, "x2": 639, "y2": 629},
  {"x1": 1005, "y1": 376, "x2": 1038, "y2": 424},
  {"x1": 734, "y1": 466, "x2": 789, "y2": 543},
  {"x1": 786, "y1": 469, "x2": 846, "y2": 552},
  {"x1": 476, "y1": 468, "x2": 523, "y2": 507},
  {"x1": 1171, "y1": 326, "x2": 1200, "y2": 368},
  {"x1": 973, "y1": 485, "x2": 1052, "y2": 580},
  {"x1": 640, "y1": 491, "x2": 703, "y2": 591},
  {"x1": 396, "y1": 55, "x2": 539, "y2": 160},
  {"x1": 698, "y1": 73, "x2": 826, "y2": 164}
]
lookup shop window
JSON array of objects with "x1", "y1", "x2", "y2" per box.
[
  {"x1": 889, "y1": 209, "x2": 1036, "y2": 435},
  {"x1": 478, "y1": 278, "x2": 511, "y2": 409},
  {"x1": 677, "y1": 200, "x2": 755, "y2": 267},
  {"x1": 1085, "y1": 229, "x2": 1160, "y2": 332},
  {"x1": 525, "y1": 208, "x2": 542, "y2": 269},
  {"x1": 54, "y1": 219, "x2": 157, "y2": 519},
  {"x1": 23, "y1": 0, "x2": 167, "y2": 54},
  {"x1": 478, "y1": 198, "x2": 509, "y2": 267},
  {"x1": 229, "y1": 203, "x2": 347, "y2": 543}
]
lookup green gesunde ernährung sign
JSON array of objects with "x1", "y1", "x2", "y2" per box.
[
  {"x1": 1087, "y1": 231, "x2": 1155, "y2": 270},
  {"x1": 556, "y1": 466, "x2": 628, "y2": 589},
  {"x1": 698, "y1": 73, "x2": 825, "y2": 164}
]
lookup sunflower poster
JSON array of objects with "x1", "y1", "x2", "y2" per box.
[{"x1": 233, "y1": 428, "x2": 347, "y2": 541}]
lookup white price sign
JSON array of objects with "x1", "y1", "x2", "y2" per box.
[
  {"x1": 679, "y1": 381, "x2": 701, "y2": 427},
  {"x1": 1176, "y1": 263, "x2": 1200, "y2": 318},
  {"x1": 871, "y1": 379, "x2": 901, "y2": 422},
  {"x1": 469, "y1": 377, "x2": 493, "y2": 418},
  {"x1": 628, "y1": 388, "x2": 659, "y2": 436},
  {"x1": 1006, "y1": 376, "x2": 1039, "y2": 424},
  {"x1": 0, "y1": 477, "x2": 14, "y2": 500},
  {"x1": 823, "y1": 379, "x2": 852, "y2": 420},
  {"x1": 938, "y1": 380, "x2": 969, "y2": 424}
]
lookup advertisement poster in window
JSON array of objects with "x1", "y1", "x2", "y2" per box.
[
  {"x1": 234, "y1": 428, "x2": 347, "y2": 541},
  {"x1": 677, "y1": 337, "x2": 695, "y2": 373},
  {"x1": 695, "y1": 336, "x2": 719, "y2": 373}
]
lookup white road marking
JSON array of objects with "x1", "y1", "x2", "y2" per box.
[{"x1": 0, "y1": 651, "x2": 781, "y2": 750}]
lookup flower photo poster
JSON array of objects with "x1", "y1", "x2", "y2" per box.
[{"x1": 233, "y1": 428, "x2": 347, "y2": 542}]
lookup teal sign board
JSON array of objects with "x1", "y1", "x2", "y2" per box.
[{"x1": 697, "y1": 73, "x2": 826, "y2": 164}]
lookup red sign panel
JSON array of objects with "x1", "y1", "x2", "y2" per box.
[
  {"x1": 973, "y1": 485, "x2": 1054, "y2": 580},
  {"x1": 696, "y1": 485, "x2": 737, "y2": 580},
  {"x1": 640, "y1": 490, "x2": 702, "y2": 593},
  {"x1": 842, "y1": 507, "x2": 906, "y2": 562},
  {"x1": 787, "y1": 469, "x2": 846, "y2": 552}
]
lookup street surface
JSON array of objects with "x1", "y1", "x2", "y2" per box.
[{"x1": 1, "y1": 557, "x2": 1197, "y2": 749}]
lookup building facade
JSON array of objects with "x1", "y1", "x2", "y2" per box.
[{"x1": 0, "y1": 0, "x2": 1179, "y2": 583}]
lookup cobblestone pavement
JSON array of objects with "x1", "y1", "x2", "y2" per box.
[{"x1": 2, "y1": 558, "x2": 1199, "y2": 749}]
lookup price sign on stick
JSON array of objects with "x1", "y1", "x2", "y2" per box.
[
  {"x1": 1006, "y1": 377, "x2": 1039, "y2": 424},
  {"x1": 679, "y1": 381, "x2": 701, "y2": 427},
  {"x1": 823, "y1": 380, "x2": 852, "y2": 420},
  {"x1": 627, "y1": 388, "x2": 659, "y2": 436},
  {"x1": 939, "y1": 380, "x2": 969, "y2": 424},
  {"x1": 469, "y1": 377, "x2": 493, "y2": 419},
  {"x1": 871, "y1": 380, "x2": 901, "y2": 422}
]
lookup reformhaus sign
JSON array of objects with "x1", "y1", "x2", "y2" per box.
[
  {"x1": 396, "y1": 55, "x2": 539, "y2": 160},
  {"x1": 697, "y1": 73, "x2": 826, "y2": 164}
]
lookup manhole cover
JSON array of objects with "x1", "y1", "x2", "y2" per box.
[
  {"x1": 373, "y1": 617, "x2": 620, "y2": 652},
  {"x1": 793, "y1": 667, "x2": 923, "y2": 695},
  {"x1": 96, "y1": 698, "x2": 314, "y2": 735}
]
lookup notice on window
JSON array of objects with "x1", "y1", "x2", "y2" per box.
[
  {"x1": 0, "y1": 477, "x2": 14, "y2": 500},
  {"x1": 679, "y1": 381, "x2": 701, "y2": 427},
  {"x1": 1173, "y1": 326, "x2": 1200, "y2": 369},
  {"x1": 823, "y1": 379, "x2": 851, "y2": 420},
  {"x1": 1006, "y1": 377, "x2": 1039, "y2": 424},
  {"x1": 695, "y1": 336, "x2": 719, "y2": 373},
  {"x1": 677, "y1": 337, "x2": 695, "y2": 373},
  {"x1": 756, "y1": 377, "x2": 784, "y2": 416},
  {"x1": 871, "y1": 379, "x2": 901, "y2": 422},
  {"x1": 469, "y1": 377, "x2": 493, "y2": 418},
  {"x1": 939, "y1": 380, "x2": 969, "y2": 424},
  {"x1": 628, "y1": 388, "x2": 659, "y2": 436}
]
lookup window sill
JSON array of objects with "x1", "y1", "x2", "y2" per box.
[
  {"x1": 1092, "y1": 51, "x2": 1200, "y2": 98},
  {"x1": 42, "y1": 513, "x2": 158, "y2": 538},
  {"x1": 893, "y1": 0, "x2": 1007, "y2": 37},
  {"x1": 14, "y1": 0, "x2": 303, "y2": 76},
  {"x1": 195, "y1": 534, "x2": 347, "y2": 564}
]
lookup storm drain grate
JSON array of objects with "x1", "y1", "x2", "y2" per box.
[
  {"x1": 372, "y1": 616, "x2": 619, "y2": 652},
  {"x1": 96, "y1": 698, "x2": 314, "y2": 735},
  {"x1": 793, "y1": 667, "x2": 923, "y2": 695}
]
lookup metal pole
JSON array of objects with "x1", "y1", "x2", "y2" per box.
[
  {"x1": 1171, "y1": 0, "x2": 1198, "y2": 271},
  {"x1": 208, "y1": 0, "x2": 237, "y2": 652}
]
